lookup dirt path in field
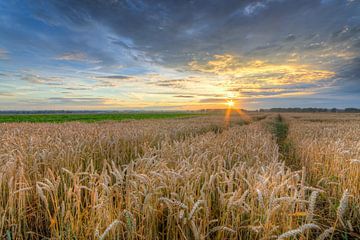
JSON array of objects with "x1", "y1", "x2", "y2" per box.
[{"x1": 271, "y1": 114, "x2": 302, "y2": 170}]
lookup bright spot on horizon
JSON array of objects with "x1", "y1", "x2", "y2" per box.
[{"x1": 226, "y1": 100, "x2": 235, "y2": 108}]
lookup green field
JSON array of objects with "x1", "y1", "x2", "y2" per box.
[{"x1": 0, "y1": 112, "x2": 198, "y2": 123}]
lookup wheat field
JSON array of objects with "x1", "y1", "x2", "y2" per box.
[{"x1": 0, "y1": 113, "x2": 359, "y2": 239}]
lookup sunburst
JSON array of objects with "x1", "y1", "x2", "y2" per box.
[{"x1": 226, "y1": 100, "x2": 234, "y2": 108}]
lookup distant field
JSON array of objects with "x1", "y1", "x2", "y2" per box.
[{"x1": 0, "y1": 112, "x2": 198, "y2": 123}]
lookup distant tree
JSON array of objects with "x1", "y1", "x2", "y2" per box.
[{"x1": 345, "y1": 108, "x2": 359, "y2": 112}]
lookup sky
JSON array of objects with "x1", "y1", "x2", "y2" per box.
[{"x1": 0, "y1": 0, "x2": 360, "y2": 110}]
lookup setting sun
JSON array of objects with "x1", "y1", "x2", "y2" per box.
[{"x1": 226, "y1": 100, "x2": 235, "y2": 108}]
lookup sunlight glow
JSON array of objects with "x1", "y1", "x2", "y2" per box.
[
  {"x1": 224, "y1": 99, "x2": 251, "y2": 127},
  {"x1": 226, "y1": 100, "x2": 235, "y2": 108}
]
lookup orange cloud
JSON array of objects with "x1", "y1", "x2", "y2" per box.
[{"x1": 189, "y1": 54, "x2": 335, "y2": 86}]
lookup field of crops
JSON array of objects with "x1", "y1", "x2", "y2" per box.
[
  {"x1": 0, "y1": 113, "x2": 359, "y2": 239},
  {"x1": 0, "y1": 112, "x2": 197, "y2": 123}
]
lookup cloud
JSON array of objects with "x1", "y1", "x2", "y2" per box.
[
  {"x1": 333, "y1": 57, "x2": 360, "y2": 93},
  {"x1": 189, "y1": 54, "x2": 335, "y2": 86},
  {"x1": 21, "y1": 74, "x2": 64, "y2": 85},
  {"x1": 94, "y1": 75, "x2": 134, "y2": 87},
  {"x1": 147, "y1": 92, "x2": 227, "y2": 100},
  {"x1": 238, "y1": 88, "x2": 316, "y2": 97},
  {"x1": 148, "y1": 77, "x2": 200, "y2": 89},
  {"x1": 0, "y1": 48, "x2": 9, "y2": 60},
  {"x1": 95, "y1": 75, "x2": 131, "y2": 80},
  {"x1": 27, "y1": 1, "x2": 247, "y2": 65},
  {"x1": 54, "y1": 52, "x2": 100, "y2": 63},
  {"x1": 18, "y1": 72, "x2": 95, "y2": 91},
  {"x1": 63, "y1": 86, "x2": 91, "y2": 91},
  {"x1": 25, "y1": 0, "x2": 360, "y2": 68},
  {"x1": 55, "y1": 52, "x2": 87, "y2": 61},
  {"x1": 173, "y1": 95, "x2": 194, "y2": 98},
  {"x1": 199, "y1": 98, "x2": 230, "y2": 103},
  {"x1": 152, "y1": 79, "x2": 188, "y2": 88},
  {"x1": 1, "y1": 0, "x2": 360, "y2": 109},
  {"x1": 48, "y1": 97, "x2": 105, "y2": 104},
  {"x1": 304, "y1": 42, "x2": 326, "y2": 50},
  {"x1": 285, "y1": 34, "x2": 296, "y2": 41},
  {"x1": 331, "y1": 26, "x2": 360, "y2": 42},
  {"x1": 0, "y1": 91, "x2": 14, "y2": 97},
  {"x1": 320, "y1": 0, "x2": 337, "y2": 5},
  {"x1": 243, "y1": 2, "x2": 267, "y2": 16}
]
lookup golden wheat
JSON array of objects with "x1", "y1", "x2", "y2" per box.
[{"x1": 0, "y1": 113, "x2": 358, "y2": 239}]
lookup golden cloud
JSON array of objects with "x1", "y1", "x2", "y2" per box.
[{"x1": 189, "y1": 54, "x2": 335, "y2": 86}]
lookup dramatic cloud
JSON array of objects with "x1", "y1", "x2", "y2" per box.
[
  {"x1": 189, "y1": 54, "x2": 335, "y2": 89},
  {"x1": 0, "y1": 0, "x2": 359, "y2": 109}
]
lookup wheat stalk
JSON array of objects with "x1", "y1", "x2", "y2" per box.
[
  {"x1": 306, "y1": 191, "x2": 318, "y2": 222},
  {"x1": 188, "y1": 200, "x2": 204, "y2": 220},
  {"x1": 277, "y1": 223, "x2": 319, "y2": 240},
  {"x1": 98, "y1": 220, "x2": 120, "y2": 240},
  {"x1": 337, "y1": 189, "x2": 349, "y2": 226},
  {"x1": 316, "y1": 227, "x2": 334, "y2": 240}
]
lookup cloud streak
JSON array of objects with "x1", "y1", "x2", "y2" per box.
[
  {"x1": 0, "y1": 48, "x2": 9, "y2": 60},
  {"x1": 21, "y1": 74, "x2": 64, "y2": 86}
]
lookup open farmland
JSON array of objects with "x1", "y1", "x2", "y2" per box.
[
  {"x1": 0, "y1": 113, "x2": 359, "y2": 239},
  {"x1": 0, "y1": 112, "x2": 197, "y2": 123}
]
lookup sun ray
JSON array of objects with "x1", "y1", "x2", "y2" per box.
[
  {"x1": 224, "y1": 100, "x2": 234, "y2": 127},
  {"x1": 225, "y1": 106, "x2": 232, "y2": 127},
  {"x1": 235, "y1": 108, "x2": 251, "y2": 123},
  {"x1": 224, "y1": 99, "x2": 251, "y2": 126}
]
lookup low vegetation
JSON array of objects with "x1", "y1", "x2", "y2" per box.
[
  {"x1": 0, "y1": 113, "x2": 359, "y2": 239},
  {"x1": 0, "y1": 112, "x2": 197, "y2": 123}
]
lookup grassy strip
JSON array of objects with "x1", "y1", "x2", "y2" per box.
[
  {"x1": 270, "y1": 114, "x2": 301, "y2": 170},
  {"x1": 272, "y1": 114, "x2": 288, "y2": 143},
  {"x1": 0, "y1": 112, "x2": 199, "y2": 123}
]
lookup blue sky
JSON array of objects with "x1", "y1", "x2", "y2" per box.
[{"x1": 0, "y1": 0, "x2": 360, "y2": 110}]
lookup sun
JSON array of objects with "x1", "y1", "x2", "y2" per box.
[{"x1": 226, "y1": 100, "x2": 234, "y2": 108}]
